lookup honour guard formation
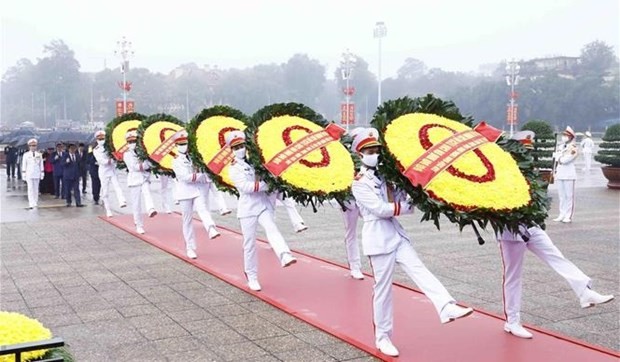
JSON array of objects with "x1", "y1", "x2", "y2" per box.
[{"x1": 7, "y1": 99, "x2": 616, "y2": 360}]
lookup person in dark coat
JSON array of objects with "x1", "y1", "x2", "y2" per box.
[
  {"x1": 51, "y1": 143, "x2": 66, "y2": 199},
  {"x1": 87, "y1": 144, "x2": 101, "y2": 204},
  {"x1": 41, "y1": 148, "x2": 56, "y2": 194},
  {"x1": 62, "y1": 144, "x2": 84, "y2": 207},
  {"x1": 16, "y1": 148, "x2": 25, "y2": 181},
  {"x1": 77, "y1": 143, "x2": 88, "y2": 193},
  {"x1": 4, "y1": 145, "x2": 18, "y2": 179}
]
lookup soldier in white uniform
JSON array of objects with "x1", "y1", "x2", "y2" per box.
[
  {"x1": 92, "y1": 130, "x2": 127, "y2": 217},
  {"x1": 21, "y1": 138, "x2": 44, "y2": 209},
  {"x1": 553, "y1": 126, "x2": 578, "y2": 223},
  {"x1": 580, "y1": 131, "x2": 595, "y2": 172},
  {"x1": 350, "y1": 128, "x2": 473, "y2": 357},
  {"x1": 499, "y1": 131, "x2": 614, "y2": 339},
  {"x1": 226, "y1": 130, "x2": 297, "y2": 292},
  {"x1": 171, "y1": 130, "x2": 221, "y2": 259},
  {"x1": 123, "y1": 130, "x2": 157, "y2": 234}
]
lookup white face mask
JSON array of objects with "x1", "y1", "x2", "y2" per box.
[
  {"x1": 128, "y1": 143, "x2": 136, "y2": 151},
  {"x1": 361, "y1": 153, "x2": 379, "y2": 168},
  {"x1": 97, "y1": 140, "x2": 105, "y2": 146},
  {"x1": 177, "y1": 144, "x2": 188, "y2": 154},
  {"x1": 233, "y1": 147, "x2": 246, "y2": 159},
  {"x1": 561, "y1": 135, "x2": 569, "y2": 143}
]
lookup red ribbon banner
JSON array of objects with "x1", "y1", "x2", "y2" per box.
[
  {"x1": 207, "y1": 147, "x2": 233, "y2": 174},
  {"x1": 264, "y1": 123, "x2": 345, "y2": 177},
  {"x1": 403, "y1": 130, "x2": 488, "y2": 189},
  {"x1": 151, "y1": 129, "x2": 185, "y2": 163}
]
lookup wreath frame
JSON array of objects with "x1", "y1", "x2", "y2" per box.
[
  {"x1": 186, "y1": 106, "x2": 249, "y2": 197},
  {"x1": 247, "y1": 102, "x2": 353, "y2": 209},
  {"x1": 104, "y1": 112, "x2": 146, "y2": 170},
  {"x1": 136, "y1": 113, "x2": 186, "y2": 177},
  {"x1": 371, "y1": 94, "x2": 550, "y2": 235}
]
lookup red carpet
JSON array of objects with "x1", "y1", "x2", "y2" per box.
[{"x1": 102, "y1": 213, "x2": 619, "y2": 361}]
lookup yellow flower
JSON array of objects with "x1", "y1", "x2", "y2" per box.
[
  {"x1": 0, "y1": 312, "x2": 52, "y2": 362},
  {"x1": 256, "y1": 115, "x2": 354, "y2": 194},
  {"x1": 194, "y1": 116, "x2": 246, "y2": 187},
  {"x1": 384, "y1": 113, "x2": 531, "y2": 210},
  {"x1": 141, "y1": 121, "x2": 184, "y2": 171}
]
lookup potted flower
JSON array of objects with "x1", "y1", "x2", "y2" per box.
[
  {"x1": 594, "y1": 123, "x2": 620, "y2": 189},
  {"x1": 521, "y1": 120, "x2": 555, "y2": 183}
]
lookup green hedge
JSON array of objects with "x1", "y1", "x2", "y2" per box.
[
  {"x1": 595, "y1": 123, "x2": 620, "y2": 167},
  {"x1": 521, "y1": 120, "x2": 555, "y2": 170}
]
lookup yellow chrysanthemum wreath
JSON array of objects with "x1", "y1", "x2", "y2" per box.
[
  {"x1": 385, "y1": 113, "x2": 531, "y2": 210},
  {"x1": 247, "y1": 103, "x2": 354, "y2": 207},
  {"x1": 0, "y1": 311, "x2": 52, "y2": 362},
  {"x1": 256, "y1": 116, "x2": 354, "y2": 194}
]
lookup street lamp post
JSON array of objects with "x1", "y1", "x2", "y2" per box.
[
  {"x1": 340, "y1": 49, "x2": 356, "y2": 132},
  {"x1": 373, "y1": 21, "x2": 387, "y2": 107},
  {"x1": 114, "y1": 36, "x2": 134, "y2": 114},
  {"x1": 505, "y1": 59, "x2": 520, "y2": 137}
]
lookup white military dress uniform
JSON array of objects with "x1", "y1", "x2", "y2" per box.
[
  {"x1": 498, "y1": 131, "x2": 614, "y2": 339},
  {"x1": 497, "y1": 225, "x2": 613, "y2": 338},
  {"x1": 350, "y1": 128, "x2": 472, "y2": 357},
  {"x1": 21, "y1": 139, "x2": 44, "y2": 208},
  {"x1": 580, "y1": 131, "x2": 594, "y2": 171},
  {"x1": 123, "y1": 130, "x2": 157, "y2": 234},
  {"x1": 92, "y1": 131, "x2": 127, "y2": 217},
  {"x1": 553, "y1": 126, "x2": 578, "y2": 223},
  {"x1": 172, "y1": 152, "x2": 220, "y2": 259},
  {"x1": 226, "y1": 130, "x2": 296, "y2": 291}
]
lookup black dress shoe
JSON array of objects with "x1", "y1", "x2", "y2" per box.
[
  {"x1": 66, "y1": 204, "x2": 71, "y2": 207},
  {"x1": 76, "y1": 204, "x2": 85, "y2": 207},
  {"x1": 94, "y1": 201, "x2": 99, "y2": 205}
]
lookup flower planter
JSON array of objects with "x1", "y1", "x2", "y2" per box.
[{"x1": 601, "y1": 166, "x2": 620, "y2": 189}]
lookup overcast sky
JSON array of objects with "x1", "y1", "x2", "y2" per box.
[{"x1": 1, "y1": 0, "x2": 619, "y2": 79}]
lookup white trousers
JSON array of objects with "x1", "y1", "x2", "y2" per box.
[
  {"x1": 583, "y1": 152, "x2": 593, "y2": 171},
  {"x1": 369, "y1": 239, "x2": 454, "y2": 343},
  {"x1": 499, "y1": 228, "x2": 591, "y2": 324},
  {"x1": 179, "y1": 195, "x2": 215, "y2": 251},
  {"x1": 129, "y1": 183, "x2": 155, "y2": 228},
  {"x1": 239, "y1": 210, "x2": 292, "y2": 281},
  {"x1": 556, "y1": 179, "x2": 576, "y2": 220},
  {"x1": 160, "y1": 175, "x2": 173, "y2": 213},
  {"x1": 209, "y1": 183, "x2": 228, "y2": 211},
  {"x1": 100, "y1": 174, "x2": 126, "y2": 213},
  {"x1": 279, "y1": 195, "x2": 305, "y2": 229},
  {"x1": 341, "y1": 202, "x2": 361, "y2": 271},
  {"x1": 26, "y1": 178, "x2": 40, "y2": 208}
]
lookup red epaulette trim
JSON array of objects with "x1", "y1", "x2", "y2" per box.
[
  {"x1": 254, "y1": 180, "x2": 259, "y2": 192},
  {"x1": 192, "y1": 173, "x2": 196, "y2": 182}
]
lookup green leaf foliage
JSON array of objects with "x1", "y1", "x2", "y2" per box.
[
  {"x1": 371, "y1": 94, "x2": 550, "y2": 235},
  {"x1": 136, "y1": 113, "x2": 185, "y2": 177},
  {"x1": 186, "y1": 106, "x2": 249, "y2": 197},
  {"x1": 521, "y1": 120, "x2": 556, "y2": 170},
  {"x1": 595, "y1": 123, "x2": 620, "y2": 166},
  {"x1": 104, "y1": 112, "x2": 147, "y2": 170}
]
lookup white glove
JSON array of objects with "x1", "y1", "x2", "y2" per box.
[{"x1": 40, "y1": 172, "x2": 45, "y2": 180}]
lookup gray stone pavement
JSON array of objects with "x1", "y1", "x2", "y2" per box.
[{"x1": 1, "y1": 160, "x2": 618, "y2": 361}]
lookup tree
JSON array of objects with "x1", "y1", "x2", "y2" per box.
[
  {"x1": 579, "y1": 40, "x2": 618, "y2": 78},
  {"x1": 397, "y1": 57, "x2": 427, "y2": 80},
  {"x1": 282, "y1": 54, "x2": 326, "y2": 107}
]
